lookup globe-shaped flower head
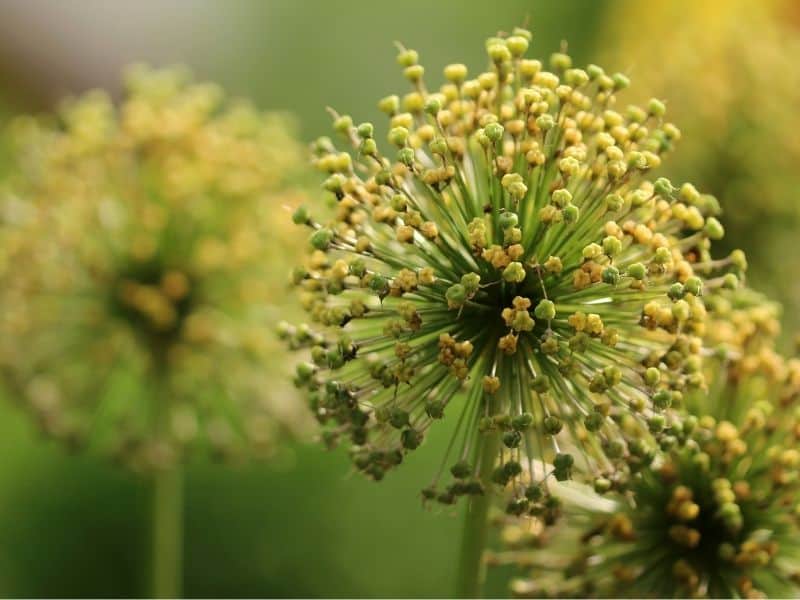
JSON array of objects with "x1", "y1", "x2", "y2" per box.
[
  {"x1": 492, "y1": 290, "x2": 800, "y2": 599},
  {"x1": 0, "y1": 66, "x2": 310, "y2": 470},
  {"x1": 285, "y1": 27, "x2": 744, "y2": 506}
]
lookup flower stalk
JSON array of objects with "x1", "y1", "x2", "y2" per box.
[
  {"x1": 456, "y1": 395, "x2": 500, "y2": 598},
  {"x1": 151, "y1": 465, "x2": 183, "y2": 599}
]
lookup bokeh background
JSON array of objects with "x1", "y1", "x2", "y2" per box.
[{"x1": 0, "y1": 0, "x2": 796, "y2": 596}]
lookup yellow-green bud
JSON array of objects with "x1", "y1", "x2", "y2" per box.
[
  {"x1": 605, "y1": 193, "x2": 624, "y2": 211},
  {"x1": 628, "y1": 263, "x2": 646, "y2": 280},
  {"x1": 488, "y1": 42, "x2": 512, "y2": 63},
  {"x1": 444, "y1": 63, "x2": 468, "y2": 83},
  {"x1": 485, "y1": 122, "x2": 504, "y2": 143},
  {"x1": 704, "y1": 217, "x2": 725, "y2": 240},
  {"x1": 397, "y1": 48, "x2": 418, "y2": 67},
  {"x1": 498, "y1": 211, "x2": 519, "y2": 230},
  {"x1": 534, "y1": 299, "x2": 556, "y2": 321},
  {"x1": 549, "y1": 52, "x2": 572, "y2": 71},
  {"x1": 551, "y1": 188, "x2": 572, "y2": 208},
  {"x1": 310, "y1": 228, "x2": 334, "y2": 250},
  {"x1": 563, "y1": 203, "x2": 579, "y2": 224},
  {"x1": 506, "y1": 35, "x2": 529, "y2": 57},
  {"x1": 648, "y1": 98, "x2": 666, "y2": 117},
  {"x1": 644, "y1": 367, "x2": 661, "y2": 386},
  {"x1": 460, "y1": 272, "x2": 481, "y2": 295},
  {"x1": 292, "y1": 205, "x2": 310, "y2": 225},
  {"x1": 502, "y1": 262, "x2": 526, "y2": 283},
  {"x1": 378, "y1": 95, "x2": 400, "y2": 115},
  {"x1": 357, "y1": 122, "x2": 374, "y2": 139},
  {"x1": 445, "y1": 284, "x2": 467, "y2": 308},
  {"x1": 612, "y1": 72, "x2": 630, "y2": 90},
  {"x1": 389, "y1": 127, "x2": 409, "y2": 147},
  {"x1": 602, "y1": 235, "x2": 622, "y2": 257},
  {"x1": 403, "y1": 64, "x2": 425, "y2": 83},
  {"x1": 730, "y1": 249, "x2": 747, "y2": 271}
]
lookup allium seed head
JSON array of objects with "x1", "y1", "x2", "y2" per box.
[
  {"x1": 286, "y1": 29, "x2": 741, "y2": 506},
  {"x1": 493, "y1": 341, "x2": 800, "y2": 599}
]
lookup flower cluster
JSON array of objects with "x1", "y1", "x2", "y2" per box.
[
  {"x1": 283, "y1": 28, "x2": 745, "y2": 506},
  {"x1": 0, "y1": 66, "x2": 310, "y2": 470},
  {"x1": 491, "y1": 290, "x2": 800, "y2": 598}
]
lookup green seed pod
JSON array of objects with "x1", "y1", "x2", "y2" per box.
[
  {"x1": 498, "y1": 211, "x2": 519, "y2": 230},
  {"x1": 534, "y1": 299, "x2": 556, "y2": 321},
  {"x1": 648, "y1": 97, "x2": 666, "y2": 117},
  {"x1": 503, "y1": 430, "x2": 523, "y2": 448},
  {"x1": 654, "y1": 177, "x2": 674, "y2": 197},
  {"x1": 400, "y1": 428, "x2": 423, "y2": 450},
  {"x1": 460, "y1": 272, "x2": 481, "y2": 295},
  {"x1": 683, "y1": 276, "x2": 703, "y2": 296},
  {"x1": 445, "y1": 283, "x2": 467, "y2": 308},
  {"x1": 603, "y1": 235, "x2": 622, "y2": 257},
  {"x1": 562, "y1": 203, "x2": 580, "y2": 224},
  {"x1": 652, "y1": 389, "x2": 672, "y2": 410},
  {"x1": 485, "y1": 122, "x2": 505, "y2": 142},
  {"x1": 627, "y1": 262, "x2": 647, "y2": 280},
  {"x1": 602, "y1": 266, "x2": 621, "y2": 285},
  {"x1": 584, "y1": 412, "x2": 604, "y2": 432},
  {"x1": 511, "y1": 412, "x2": 534, "y2": 431},
  {"x1": 310, "y1": 228, "x2": 334, "y2": 250},
  {"x1": 450, "y1": 460, "x2": 472, "y2": 479},
  {"x1": 357, "y1": 122, "x2": 374, "y2": 139},
  {"x1": 502, "y1": 262, "x2": 526, "y2": 283},
  {"x1": 292, "y1": 205, "x2": 310, "y2": 225},
  {"x1": 704, "y1": 217, "x2": 725, "y2": 240},
  {"x1": 644, "y1": 367, "x2": 661, "y2": 387},
  {"x1": 543, "y1": 415, "x2": 563, "y2": 435}
]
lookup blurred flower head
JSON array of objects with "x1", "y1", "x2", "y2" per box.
[
  {"x1": 282, "y1": 27, "x2": 746, "y2": 506},
  {"x1": 599, "y1": 0, "x2": 800, "y2": 332},
  {"x1": 0, "y1": 65, "x2": 311, "y2": 470},
  {"x1": 492, "y1": 295, "x2": 800, "y2": 599}
]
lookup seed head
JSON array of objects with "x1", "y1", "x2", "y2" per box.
[
  {"x1": 492, "y1": 291, "x2": 800, "y2": 599},
  {"x1": 286, "y1": 28, "x2": 740, "y2": 506}
]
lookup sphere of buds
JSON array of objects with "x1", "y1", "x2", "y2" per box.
[
  {"x1": 599, "y1": 0, "x2": 800, "y2": 333},
  {"x1": 285, "y1": 27, "x2": 743, "y2": 506},
  {"x1": 491, "y1": 315, "x2": 800, "y2": 599},
  {"x1": 0, "y1": 65, "x2": 311, "y2": 470}
]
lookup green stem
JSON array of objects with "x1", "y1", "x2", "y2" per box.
[
  {"x1": 151, "y1": 465, "x2": 183, "y2": 599},
  {"x1": 456, "y1": 423, "x2": 500, "y2": 598}
]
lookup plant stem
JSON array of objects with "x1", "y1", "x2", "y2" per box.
[
  {"x1": 455, "y1": 424, "x2": 500, "y2": 598},
  {"x1": 151, "y1": 465, "x2": 183, "y2": 599}
]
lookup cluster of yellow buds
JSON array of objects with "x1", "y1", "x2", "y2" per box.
[{"x1": 283, "y1": 24, "x2": 747, "y2": 516}]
